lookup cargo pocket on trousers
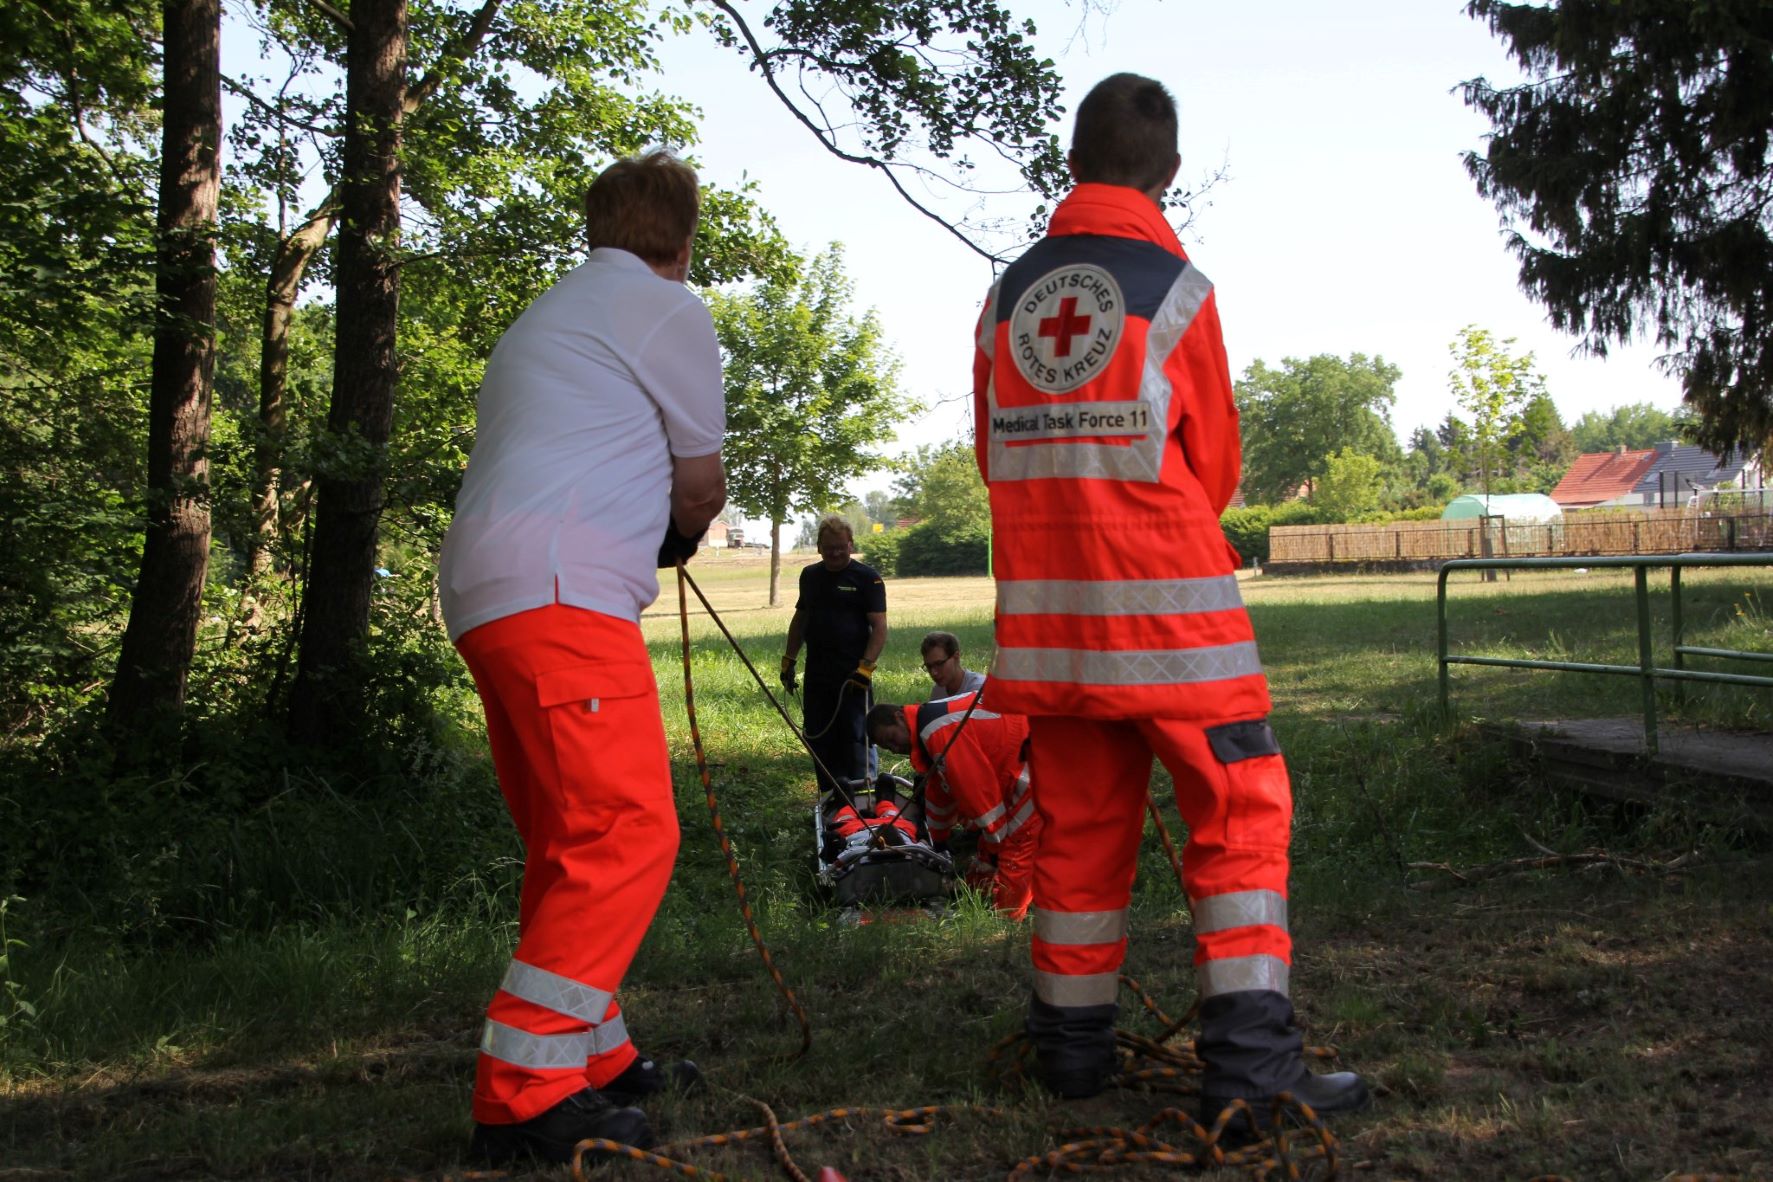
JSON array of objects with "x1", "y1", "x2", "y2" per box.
[
  {"x1": 535, "y1": 658, "x2": 662, "y2": 815},
  {"x1": 1204, "y1": 719, "x2": 1292, "y2": 850}
]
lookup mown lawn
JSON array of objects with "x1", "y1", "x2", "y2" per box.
[{"x1": 2, "y1": 556, "x2": 1770, "y2": 1181}]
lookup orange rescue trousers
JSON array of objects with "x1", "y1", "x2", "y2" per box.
[
  {"x1": 456, "y1": 604, "x2": 681, "y2": 1125},
  {"x1": 963, "y1": 807, "x2": 1040, "y2": 920},
  {"x1": 984, "y1": 808, "x2": 1040, "y2": 920},
  {"x1": 1025, "y1": 715, "x2": 1301, "y2": 1098}
]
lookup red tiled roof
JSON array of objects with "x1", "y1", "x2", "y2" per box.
[{"x1": 1550, "y1": 449, "x2": 1656, "y2": 506}]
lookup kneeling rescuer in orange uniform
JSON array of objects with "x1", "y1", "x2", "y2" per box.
[{"x1": 867, "y1": 694, "x2": 1042, "y2": 919}]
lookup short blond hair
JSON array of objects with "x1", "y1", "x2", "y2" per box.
[
  {"x1": 583, "y1": 150, "x2": 700, "y2": 265},
  {"x1": 816, "y1": 515, "x2": 855, "y2": 547}
]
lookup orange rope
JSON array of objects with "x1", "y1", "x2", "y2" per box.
[{"x1": 676, "y1": 565, "x2": 812, "y2": 1060}]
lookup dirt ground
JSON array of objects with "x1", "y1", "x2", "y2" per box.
[{"x1": 5, "y1": 863, "x2": 1768, "y2": 1181}]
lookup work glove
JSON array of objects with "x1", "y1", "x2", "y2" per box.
[
  {"x1": 655, "y1": 519, "x2": 704, "y2": 568},
  {"x1": 845, "y1": 659, "x2": 876, "y2": 691},
  {"x1": 779, "y1": 654, "x2": 798, "y2": 694}
]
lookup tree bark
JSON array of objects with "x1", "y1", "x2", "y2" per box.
[
  {"x1": 107, "y1": 0, "x2": 222, "y2": 752},
  {"x1": 249, "y1": 207, "x2": 335, "y2": 577},
  {"x1": 287, "y1": 0, "x2": 406, "y2": 745},
  {"x1": 246, "y1": 0, "x2": 501, "y2": 579},
  {"x1": 769, "y1": 518, "x2": 782, "y2": 607}
]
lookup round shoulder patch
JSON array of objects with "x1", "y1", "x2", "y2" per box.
[{"x1": 1008, "y1": 263, "x2": 1127, "y2": 395}]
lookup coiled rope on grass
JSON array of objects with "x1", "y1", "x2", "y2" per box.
[{"x1": 570, "y1": 1100, "x2": 1017, "y2": 1182}]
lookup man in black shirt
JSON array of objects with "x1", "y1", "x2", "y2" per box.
[{"x1": 780, "y1": 515, "x2": 888, "y2": 798}]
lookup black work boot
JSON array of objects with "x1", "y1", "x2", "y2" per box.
[
  {"x1": 1027, "y1": 995, "x2": 1118, "y2": 1099},
  {"x1": 598, "y1": 1055, "x2": 704, "y2": 1106},
  {"x1": 1195, "y1": 990, "x2": 1369, "y2": 1139},
  {"x1": 468, "y1": 1087, "x2": 654, "y2": 1166}
]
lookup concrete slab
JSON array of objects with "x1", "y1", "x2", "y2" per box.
[
  {"x1": 1500, "y1": 719, "x2": 1773, "y2": 828},
  {"x1": 1529, "y1": 719, "x2": 1773, "y2": 781}
]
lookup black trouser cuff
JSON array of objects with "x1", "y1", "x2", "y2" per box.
[
  {"x1": 1026, "y1": 995, "x2": 1118, "y2": 1077},
  {"x1": 1196, "y1": 989, "x2": 1305, "y2": 1098}
]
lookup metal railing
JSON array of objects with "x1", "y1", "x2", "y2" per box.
[{"x1": 1436, "y1": 553, "x2": 1773, "y2": 753}]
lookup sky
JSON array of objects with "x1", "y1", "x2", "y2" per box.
[{"x1": 650, "y1": 0, "x2": 1689, "y2": 494}]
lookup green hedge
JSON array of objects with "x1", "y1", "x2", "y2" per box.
[
  {"x1": 858, "y1": 529, "x2": 901, "y2": 577},
  {"x1": 895, "y1": 524, "x2": 989, "y2": 576}
]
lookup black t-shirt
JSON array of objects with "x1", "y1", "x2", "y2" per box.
[{"x1": 796, "y1": 558, "x2": 886, "y2": 673}]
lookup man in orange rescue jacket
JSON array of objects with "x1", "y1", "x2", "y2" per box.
[
  {"x1": 866, "y1": 695, "x2": 1040, "y2": 919},
  {"x1": 971, "y1": 74, "x2": 1368, "y2": 1129}
]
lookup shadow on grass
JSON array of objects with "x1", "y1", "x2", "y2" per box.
[{"x1": 6, "y1": 570, "x2": 1769, "y2": 1177}]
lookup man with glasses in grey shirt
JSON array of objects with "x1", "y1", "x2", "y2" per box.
[{"x1": 921, "y1": 630, "x2": 987, "y2": 702}]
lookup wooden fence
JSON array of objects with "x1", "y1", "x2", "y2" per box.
[{"x1": 1268, "y1": 508, "x2": 1773, "y2": 566}]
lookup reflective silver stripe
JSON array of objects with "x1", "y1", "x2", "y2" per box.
[
  {"x1": 1192, "y1": 889, "x2": 1288, "y2": 935},
  {"x1": 500, "y1": 958, "x2": 614, "y2": 1023},
  {"x1": 919, "y1": 706, "x2": 1000, "y2": 747},
  {"x1": 590, "y1": 1013, "x2": 629, "y2": 1055},
  {"x1": 925, "y1": 802, "x2": 957, "y2": 820},
  {"x1": 1034, "y1": 908, "x2": 1128, "y2": 946},
  {"x1": 479, "y1": 1019, "x2": 594, "y2": 1070},
  {"x1": 975, "y1": 799, "x2": 1007, "y2": 829},
  {"x1": 1033, "y1": 969, "x2": 1120, "y2": 1007},
  {"x1": 994, "y1": 641, "x2": 1263, "y2": 688},
  {"x1": 998, "y1": 575, "x2": 1245, "y2": 618},
  {"x1": 992, "y1": 796, "x2": 1037, "y2": 841},
  {"x1": 1006, "y1": 768, "x2": 1032, "y2": 811},
  {"x1": 987, "y1": 263, "x2": 1212, "y2": 484},
  {"x1": 977, "y1": 283, "x2": 1000, "y2": 362},
  {"x1": 1197, "y1": 954, "x2": 1290, "y2": 998}
]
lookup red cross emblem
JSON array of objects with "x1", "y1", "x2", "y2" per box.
[{"x1": 1037, "y1": 296, "x2": 1093, "y2": 358}]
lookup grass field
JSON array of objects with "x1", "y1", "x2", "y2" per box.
[{"x1": 3, "y1": 555, "x2": 1771, "y2": 1181}]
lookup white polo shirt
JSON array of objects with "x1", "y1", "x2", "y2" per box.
[{"x1": 439, "y1": 248, "x2": 724, "y2": 640}]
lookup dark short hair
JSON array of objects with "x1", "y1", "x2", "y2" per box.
[
  {"x1": 583, "y1": 150, "x2": 700, "y2": 265},
  {"x1": 865, "y1": 703, "x2": 903, "y2": 738},
  {"x1": 1070, "y1": 72, "x2": 1178, "y2": 192},
  {"x1": 921, "y1": 630, "x2": 960, "y2": 659}
]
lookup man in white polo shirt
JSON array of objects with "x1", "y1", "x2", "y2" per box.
[{"x1": 439, "y1": 150, "x2": 725, "y2": 1166}]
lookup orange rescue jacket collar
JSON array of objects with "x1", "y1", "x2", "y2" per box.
[{"x1": 1048, "y1": 183, "x2": 1185, "y2": 259}]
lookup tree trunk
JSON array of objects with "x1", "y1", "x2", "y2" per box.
[
  {"x1": 287, "y1": 0, "x2": 406, "y2": 745},
  {"x1": 769, "y1": 518, "x2": 782, "y2": 606},
  {"x1": 249, "y1": 207, "x2": 335, "y2": 577},
  {"x1": 107, "y1": 0, "x2": 221, "y2": 754},
  {"x1": 246, "y1": 0, "x2": 502, "y2": 580}
]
